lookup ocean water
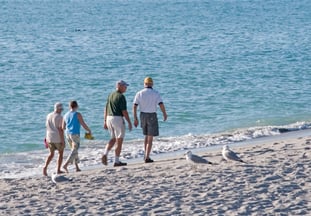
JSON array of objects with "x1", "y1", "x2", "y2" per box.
[{"x1": 0, "y1": 0, "x2": 310, "y2": 177}]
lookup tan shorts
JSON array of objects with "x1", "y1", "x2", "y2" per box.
[
  {"x1": 48, "y1": 142, "x2": 64, "y2": 152},
  {"x1": 106, "y1": 116, "x2": 125, "y2": 138}
]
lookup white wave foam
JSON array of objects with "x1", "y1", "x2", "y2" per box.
[{"x1": 1, "y1": 121, "x2": 310, "y2": 178}]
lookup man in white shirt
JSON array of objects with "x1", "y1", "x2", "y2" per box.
[
  {"x1": 43, "y1": 102, "x2": 65, "y2": 176},
  {"x1": 133, "y1": 77, "x2": 167, "y2": 163}
]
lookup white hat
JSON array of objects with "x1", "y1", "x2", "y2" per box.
[
  {"x1": 116, "y1": 80, "x2": 129, "y2": 87},
  {"x1": 54, "y1": 102, "x2": 63, "y2": 111}
]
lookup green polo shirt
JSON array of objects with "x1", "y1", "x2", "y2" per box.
[{"x1": 106, "y1": 91, "x2": 127, "y2": 116}]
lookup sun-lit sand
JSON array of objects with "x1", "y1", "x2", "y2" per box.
[{"x1": 1, "y1": 132, "x2": 311, "y2": 215}]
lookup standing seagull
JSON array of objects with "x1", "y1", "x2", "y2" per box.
[
  {"x1": 222, "y1": 145, "x2": 245, "y2": 163},
  {"x1": 185, "y1": 151, "x2": 213, "y2": 165}
]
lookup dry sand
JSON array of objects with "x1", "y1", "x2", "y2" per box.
[{"x1": 1, "y1": 132, "x2": 311, "y2": 215}]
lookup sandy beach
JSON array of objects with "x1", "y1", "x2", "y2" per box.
[{"x1": 1, "y1": 132, "x2": 311, "y2": 216}]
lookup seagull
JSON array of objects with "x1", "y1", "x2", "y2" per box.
[
  {"x1": 222, "y1": 145, "x2": 245, "y2": 163},
  {"x1": 51, "y1": 173, "x2": 73, "y2": 184},
  {"x1": 185, "y1": 151, "x2": 213, "y2": 165}
]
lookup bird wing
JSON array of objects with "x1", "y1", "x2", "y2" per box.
[
  {"x1": 191, "y1": 154, "x2": 209, "y2": 164},
  {"x1": 226, "y1": 150, "x2": 243, "y2": 162},
  {"x1": 52, "y1": 175, "x2": 72, "y2": 183}
]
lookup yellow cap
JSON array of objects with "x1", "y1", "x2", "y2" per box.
[{"x1": 144, "y1": 77, "x2": 153, "y2": 84}]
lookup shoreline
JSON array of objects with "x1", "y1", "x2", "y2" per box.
[
  {"x1": 1, "y1": 128, "x2": 311, "y2": 179},
  {"x1": 1, "y1": 130, "x2": 311, "y2": 215}
]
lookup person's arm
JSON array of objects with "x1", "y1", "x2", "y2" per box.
[
  {"x1": 103, "y1": 104, "x2": 108, "y2": 130},
  {"x1": 62, "y1": 118, "x2": 66, "y2": 131},
  {"x1": 122, "y1": 110, "x2": 132, "y2": 131},
  {"x1": 58, "y1": 117, "x2": 65, "y2": 146},
  {"x1": 133, "y1": 104, "x2": 139, "y2": 128},
  {"x1": 45, "y1": 116, "x2": 50, "y2": 143},
  {"x1": 159, "y1": 103, "x2": 167, "y2": 121},
  {"x1": 77, "y1": 112, "x2": 91, "y2": 134},
  {"x1": 45, "y1": 116, "x2": 48, "y2": 128}
]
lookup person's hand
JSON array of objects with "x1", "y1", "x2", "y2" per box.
[
  {"x1": 134, "y1": 119, "x2": 139, "y2": 128},
  {"x1": 103, "y1": 122, "x2": 108, "y2": 130},
  {"x1": 163, "y1": 113, "x2": 168, "y2": 121}
]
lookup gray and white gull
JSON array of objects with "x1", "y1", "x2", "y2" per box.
[
  {"x1": 222, "y1": 145, "x2": 245, "y2": 163},
  {"x1": 185, "y1": 151, "x2": 213, "y2": 165},
  {"x1": 51, "y1": 173, "x2": 73, "y2": 184}
]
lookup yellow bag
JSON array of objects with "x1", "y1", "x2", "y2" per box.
[{"x1": 84, "y1": 133, "x2": 94, "y2": 140}]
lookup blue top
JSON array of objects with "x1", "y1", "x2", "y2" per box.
[{"x1": 64, "y1": 111, "x2": 80, "y2": 135}]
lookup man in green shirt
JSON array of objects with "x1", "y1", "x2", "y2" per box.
[{"x1": 102, "y1": 80, "x2": 132, "y2": 167}]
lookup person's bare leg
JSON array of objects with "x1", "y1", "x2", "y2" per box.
[
  {"x1": 144, "y1": 136, "x2": 148, "y2": 159},
  {"x1": 63, "y1": 143, "x2": 76, "y2": 173},
  {"x1": 56, "y1": 149, "x2": 64, "y2": 174},
  {"x1": 145, "y1": 135, "x2": 153, "y2": 160},
  {"x1": 62, "y1": 162, "x2": 69, "y2": 173},
  {"x1": 43, "y1": 150, "x2": 54, "y2": 176},
  {"x1": 75, "y1": 162, "x2": 81, "y2": 172},
  {"x1": 106, "y1": 138, "x2": 116, "y2": 153},
  {"x1": 115, "y1": 138, "x2": 123, "y2": 158},
  {"x1": 102, "y1": 138, "x2": 116, "y2": 165}
]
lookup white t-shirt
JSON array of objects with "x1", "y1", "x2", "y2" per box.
[
  {"x1": 46, "y1": 112, "x2": 63, "y2": 143},
  {"x1": 133, "y1": 87, "x2": 163, "y2": 113}
]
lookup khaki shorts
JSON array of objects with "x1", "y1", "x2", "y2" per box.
[
  {"x1": 106, "y1": 116, "x2": 125, "y2": 138},
  {"x1": 48, "y1": 142, "x2": 64, "y2": 152}
]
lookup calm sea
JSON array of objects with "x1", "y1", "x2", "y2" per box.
[{"x1": 0, "y1": 0, "x2": 310, "y2": 177}]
